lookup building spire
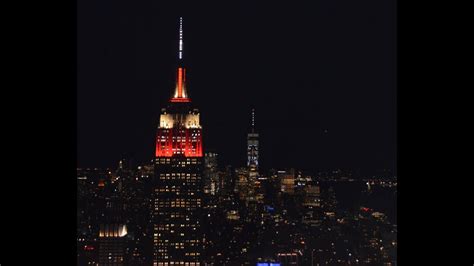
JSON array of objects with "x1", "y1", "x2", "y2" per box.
[
  {"x1": 251, "y1": 108, "x2": 255, "y2": 133},
  {"x1": 171, "y1": 17, "x2": 190, "y2": 103},
  {"x1": 178, "y1": 16, "x2": 183, "y2": 60}
]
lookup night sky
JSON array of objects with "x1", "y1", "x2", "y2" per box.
[{"x1": 77, "y1": 0, "x2": 396, "y2": 172}]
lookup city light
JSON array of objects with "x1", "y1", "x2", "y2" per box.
[{"x1": 77, "y1": 12, "x2": 396, "y2": 266}]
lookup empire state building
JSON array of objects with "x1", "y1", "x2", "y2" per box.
[{"x1": 152, "y1": 17, "x2": 203, "y2": 266}]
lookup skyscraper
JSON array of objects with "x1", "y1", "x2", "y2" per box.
[
  {"x1": 243, "y1": 108, "x2": 259, "y2": 203},
  {"x1": 247, "y1": 108, "x2": 259, "y2": 178},
  {"x1": 98, "y1": 197, "x2": 127, "y2": 266},
  {"x1": 235, "y1": 167, "x2": 249, "y2": 200},
  {"x1": 98, "y1": 224, "x2": 128, "y2": 265},
  {"x1": 152, "y1": 17, "x2": 204, "y2": 266},
  {"x1": 203, "y1": 152, "x2": 218, "y2": 195}
]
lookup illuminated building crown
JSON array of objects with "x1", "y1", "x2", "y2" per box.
[{"x1": 171, "y1": 17, "x2": 190, "y2": 103}]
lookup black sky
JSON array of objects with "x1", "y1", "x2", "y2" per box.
[{"x1": 77, "y1": 0, "x2": 396, "y2": 172}]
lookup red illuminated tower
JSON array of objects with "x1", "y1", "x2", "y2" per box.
[{"x1": 152, "y1": 17, "x2": 204, "y2": 266}]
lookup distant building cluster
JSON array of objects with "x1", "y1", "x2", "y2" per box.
[{"x1": 77, "y1": 162, "x2": 397, "y2": 265}]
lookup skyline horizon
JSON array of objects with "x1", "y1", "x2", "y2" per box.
[{"x1": 78, "y1": 1, "x2": 396, "y2": 171}]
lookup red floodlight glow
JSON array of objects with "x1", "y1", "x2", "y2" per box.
[{"x1": 155, "y1": 128, "x2": 202, "y2": 158}]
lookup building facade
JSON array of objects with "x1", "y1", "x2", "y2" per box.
[
  {"x1": 203, "y1": 152, "x2": 218, "y2": 195},
  {"x1": 279, "y1": 169, "x2": 295, "y2": 195},
  {"x1": 98, "y1": 224, "x2": 128, "y2": 265}
]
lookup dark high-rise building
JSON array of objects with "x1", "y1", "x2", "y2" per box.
[
  {"x1": 98, "y1": 197, "x2": 127, "y2": 266},
  {"x1": 152, "y1": 17, "x2": 204, "y2": 266},
  {"x1": 219, "y1": 165, "x2": 234, "y2": 196},
  {"x1": 235, "y1": 167, "x2": 249, "y2": 200},
  {"x1": 203, "y1": 152, "x2": 218, "y2": 195},
  {"x1": 98, "y1": 224, "x2": 128, "y2": 266}
]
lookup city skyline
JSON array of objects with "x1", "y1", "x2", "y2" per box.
[
  {"x1": 77, "y1": 9, "x2": 396, "y2": 264},
  {"x1": 77, "y1": 1, "x2": 396, "y2": 171}
]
